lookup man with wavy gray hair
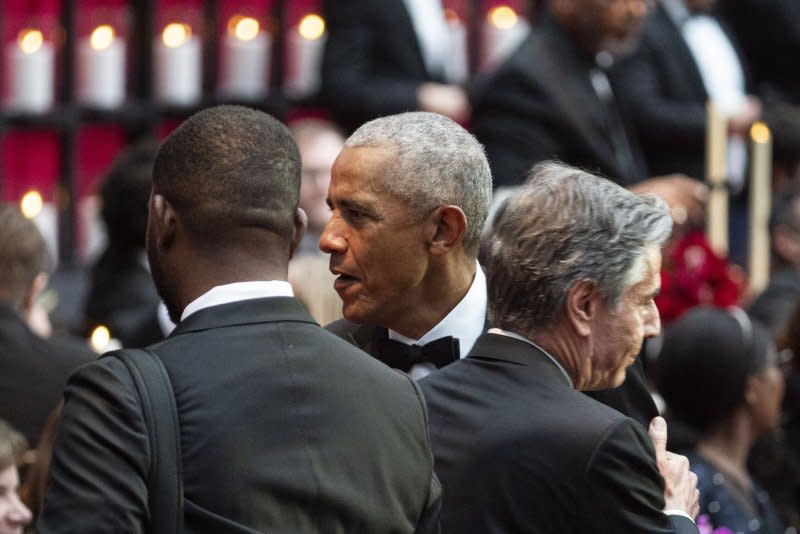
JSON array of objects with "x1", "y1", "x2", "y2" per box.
[
  {"x1": 322, "y1": 112, "x2": 492, "y2": 378},
  {"x1": 420, "y1": 162, "x2": 700, "y2": 533}
]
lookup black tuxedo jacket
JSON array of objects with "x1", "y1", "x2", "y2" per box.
[
  {"x1": 471, "y1": 16, "x2": 648, "y2": 188},
  {"x1": 39, "y1": 298, "x2": 440, "y2": 533},
  {"x1": 611, "y1": 5, "x2": 749, "y2": 179},
  {"x1": 321, "y1": 0, "x2": 443, "y2": 132},
  {"x1": 327, "y1": 318, "x2": 659, "y2": 427},
  {"x1": 0, "y1": 303, "x2": 95, "y2": 446},
  {"x1": 420, "y1": 333, "x2": 699, "y2": 534}
]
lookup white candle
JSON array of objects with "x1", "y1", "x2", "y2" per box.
[
  {"x1": 219, "y1": 16, "x2": 271, "y2": 100},
  {"x1": 284, "y1": 14, "x2": 326, "y2": 98},
  {"x1": 748, "y1": 122, "x2": 772, "y2": 295},
  {"x1": 445, "y1": 16, "x2": 468, "y2": 85},
  {"x1": 77, "y1": 25, "x2": 126, "y2": 109},
  {"x1": 705, "y1": 100, "x2": 729, "y2": 256},
  {"x1": 481, "y1": 6, "x2": 530, "y2": 71},
  {"x1": 154, "y1": 23, "x2": 202, "y2": 106},
  {"x1": 4, "y1": 29, "x2": 55, "y2": 113}
]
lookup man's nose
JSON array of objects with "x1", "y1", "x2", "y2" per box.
[{"x1": 319, "y1": 215, "x2": 346, "y2": 254}]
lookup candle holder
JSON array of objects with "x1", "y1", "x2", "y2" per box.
[
  {"x1": 154, "y1": 3, "x2": 203, "y2": 107},
  {"x1": 76, "y1": 4, "x2": 129, "y2": 109},
  {"x1": 2, "y1": 8, "x2": 59, "y2": 113},
  {"x1": 217, "y1": 2, "x2": 273, "y2": 102},
  {"x1": 284, "y1": 3, "x2": 326, "y2": 100}
]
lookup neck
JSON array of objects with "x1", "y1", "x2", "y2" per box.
[
  {"x1": 698, "y1": 411, "x2": 755, "y2": 476},
  {"x1": 174, "y1": 251, "x2": 289, "y2": 317},
  {"x1": 390, "y1": 256, "x2": 476, "y2": 339},
  {"x1": 528, "y1": 325, "x2": 589, "y2": 389}
]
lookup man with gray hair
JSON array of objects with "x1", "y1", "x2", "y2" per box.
[
  {"x1": 322, "y1": 111, "x2": 492, "y2": 377},
  {"x1": 420, "y1": 162, "x2": 700, "y2": 533}
]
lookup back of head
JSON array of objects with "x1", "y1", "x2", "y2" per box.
[
  {"x1": 345, "y1": 112, "x2": 492, "y2": 255},
  {"x1": 153, "y1": 105, "x2": 301, "y2": 252},
  {"x1": 0, "y1": 419, "x2": 26, "y2": 472},
  {"x1": 101, "y1": 140, "x2": 159, "y2": 251},
  {"x1": 764, "y1": 103, "x2": 800, "y2": 180},
  {"x1": 483, "y1": 162, "x2": 672, "y2": 333},
  {"x1": 656, "y1": 306, "x2": 773, "y2": 435},
  {"x1": 0, "y1": 204, "x2": 49, "y2": 311}
]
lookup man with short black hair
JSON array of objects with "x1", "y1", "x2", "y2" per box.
[{"x1": 39, "y1": 105, "x2": 441, "y2": 533}]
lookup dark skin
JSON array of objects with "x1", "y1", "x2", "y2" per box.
[{"x1": 147, "y1": 191, "x2": 308, "y2": 322}]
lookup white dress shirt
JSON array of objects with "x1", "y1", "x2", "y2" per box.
[
  {"x1": 389, "y1": 263, "x2": 487, "y2": 380},
  {"x1": 181, "y1": 281, "x2": 294, "y2": 322}
]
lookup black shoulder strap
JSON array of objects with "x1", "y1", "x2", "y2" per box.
[{"x1": 113, "y1": 348, "x2": 184, "y2": 534}]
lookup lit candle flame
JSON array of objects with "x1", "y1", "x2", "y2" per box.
[
  {"x1": 750, "y1": 122, "x2": 771, "y2": 144},
  {"x1": 90, "y1": 25, "x2": 115, "y2": 51},
  {"x1": 229, "y1": 16, "x2": 260, "y2": 41},
  {"x1": 90, "y1": 325, "x2": 111, "y2": 352},
  {"x1": 18, "y1": 29, "x2": 44, "y2": 54},
  {"x1": 488, "y1": 6, "x2": 518, "y2": 29},
  {"x1": 20, "y1": 191, "x2": 43, "y2": 219},
  {"x1": 298, "y1": 14, "x2": 326, "y2": 41},
  {"x1": 162, "y1": 23, "x2": 191, "y2": 48}
]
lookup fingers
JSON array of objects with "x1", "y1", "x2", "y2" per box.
[{"x1": 648, "y1": 416, "x2": 668, "y2": 463}]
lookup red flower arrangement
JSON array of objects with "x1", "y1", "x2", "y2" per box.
[{"x1": 656, "y1": 230, "x2": 744, "y2": 324}]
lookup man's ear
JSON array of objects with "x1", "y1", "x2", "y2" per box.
[
  {"x1": 151, "y1": 193, "x2": 177, "y2": 251},
  {"x1": 289, "y1": 207, "x2": 308, "y2": 261},
  {"x1": 564, "y1": 280, "x2": 600, "y2": 338},
  {"x1": 429, "y1": 205, "x2": 468, "y2": 256}
]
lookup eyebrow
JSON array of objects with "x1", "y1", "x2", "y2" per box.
[{"x1": 335, "y1": 198, "x2": 378, "y2": 216}]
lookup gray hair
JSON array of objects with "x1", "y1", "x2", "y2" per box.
[
  {"x1": 483, "y1": 162, "x2": 672, "y2": 333},
  {"x1": 345, "y1": 112, "x2": 492, "y2": 254}
]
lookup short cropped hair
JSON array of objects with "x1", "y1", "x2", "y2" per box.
[
  {"x1": 0, "y1": 204, "x2": 49, "y2": 310},
  {"x1": 483, "y1": 162, "x2": 672, "y2": 333},
  {"x1": 153, "y1": 105, "x2": 301, "y2": 248},
  {"x1": 345, "y1": 112, "x2": 492, "y2": 255},
  {"x1": 0, "y1": 419, "x2": 27, "y2": 471}
]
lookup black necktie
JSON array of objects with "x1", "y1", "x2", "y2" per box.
[{"x1": 377, "y1": 336, "x2": 460, "y2": 372}]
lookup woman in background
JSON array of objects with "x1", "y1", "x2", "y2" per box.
[{"x1": 656, "y1": 306, "x2": 785, "y2": 533}]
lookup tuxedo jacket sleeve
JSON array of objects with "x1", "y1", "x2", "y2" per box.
[{"x1": 582, "y1": 417, "x2": 698, "y2": 534}]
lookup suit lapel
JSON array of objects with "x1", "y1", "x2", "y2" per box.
[
  {"x1": 392, "y1": 0, "x2": 431, "y2": 78},
  {"x1": 652, "y1": 6, "x2": 708, "y2": 101},
  {"x1": 531, "y1": 22, "x2": 626, "y2": 178}
]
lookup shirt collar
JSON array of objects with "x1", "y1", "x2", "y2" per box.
[
  {"x1": 181, "y1": 281, "x2": 294, "y2": 321},
  {"x1": 388, "y1": 262, "x2": 487, "y2": 358},
  {"x1": 487, "y1": 328, "x2": 574, "y2": 388}
]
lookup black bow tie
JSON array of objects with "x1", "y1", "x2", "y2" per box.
[{"x1": 377, "y1": 336, "x2": 460, "y2": 372}]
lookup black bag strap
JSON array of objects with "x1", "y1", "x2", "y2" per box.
[{"x1": 112, "y1": 348, "x2": 184, "y2": 534}]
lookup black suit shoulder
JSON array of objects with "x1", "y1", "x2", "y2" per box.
[
  {"x1": 421, "y1": 334, "x2": 696, "y2": 534},
  {"x1": 41, "y1": 298, "x2": 440, "y2": 534}
]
